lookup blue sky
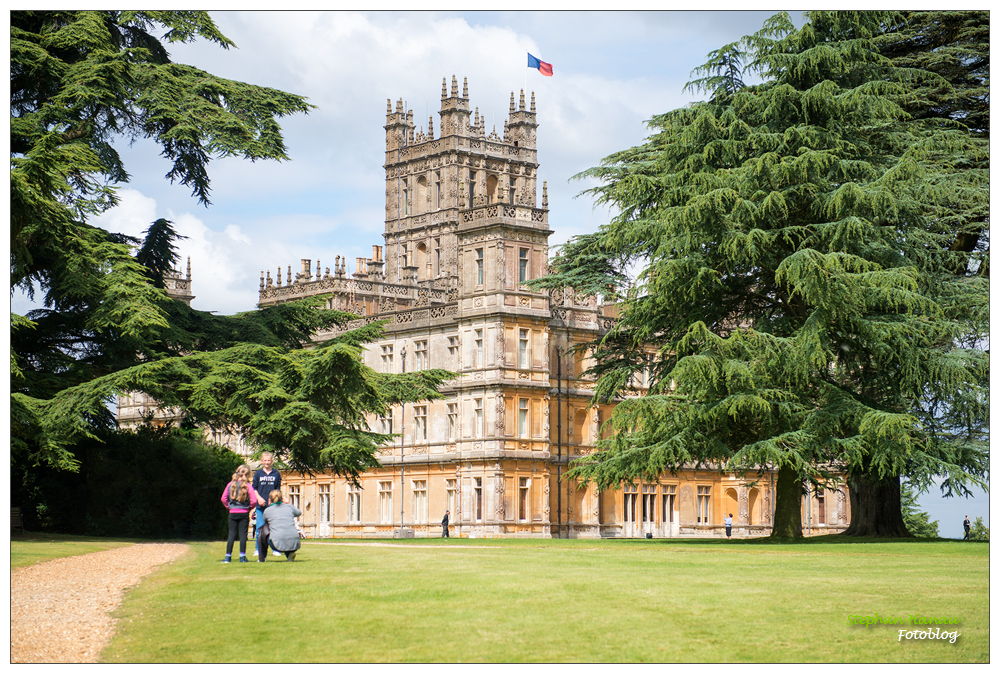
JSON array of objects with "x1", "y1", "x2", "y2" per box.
[{"x1": 9, "y1": 10, "x2": 989, "y2": 533}]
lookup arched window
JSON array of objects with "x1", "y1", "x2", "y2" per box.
[
  {"x1": 416, "y1": 242, "x2": 428, "y2": 280},
  {"x1": 486, "y1": 175, "x2": 499, "y2": 203},
  {"x1": 416, "y1": 176, "x2": 428, "y2": 214}
]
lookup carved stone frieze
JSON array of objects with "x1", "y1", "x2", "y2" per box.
[
  {"x1": 495, "y1": 392, "x2": 505, "y2": 435},
  {"x1": 495, "y1": 472, "x2": 505, "y2": 520},
  {"x1": 495, "y1": 320, "x2": 504, "y2": 367}
]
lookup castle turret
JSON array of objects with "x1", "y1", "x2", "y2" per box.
[
  {"x1": 438, "y1": 73, "x2": 471, "y2": 139},
  {"x1": 507, "y1": 88, "x2": 538, "y2": 152},
  {"x1": 385, "y1": 98, "x2": 408, "y2": 152}
]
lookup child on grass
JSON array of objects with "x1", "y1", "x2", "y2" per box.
[{"x1": 221, "y1": 465, "x2": 263, "y2": 563}]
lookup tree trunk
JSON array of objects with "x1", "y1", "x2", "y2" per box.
[
  {"x1": 769, "y1": 463, "x2": 803, "y2": 538},
  {"x1": 842, "y1": 471, "x2": 912, "y2": 537}
]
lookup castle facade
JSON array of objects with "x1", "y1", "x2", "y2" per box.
[{"x1": 255, "y1": 77, "x2": 848, "y2": 539}]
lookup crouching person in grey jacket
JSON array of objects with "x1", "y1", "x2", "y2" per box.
[{"x1": 263, "y1": 489, "x2": 303, "y2": 562}]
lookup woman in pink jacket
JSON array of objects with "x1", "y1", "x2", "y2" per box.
[{"x1": 221, "y1": 465, "x2": 263, "y2": 563}]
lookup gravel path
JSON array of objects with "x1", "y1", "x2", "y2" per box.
[{"x1": 10, "y1": 543, "x2": 189, "y2": 663}]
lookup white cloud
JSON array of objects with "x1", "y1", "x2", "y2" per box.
[
  {"x1": 91, "y1": 189, "x2": 159, "y2": 243},
  {"x1": 224, "y1": 224, "x2": 251, "y2": 245}
]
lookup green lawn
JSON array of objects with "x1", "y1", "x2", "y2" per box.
[
  {"x1": 10, "y1": 531, "x2": 138, "y2": 568},
  {"x1": 89, "y1": 536, "x2": 988, "y2": 663}
]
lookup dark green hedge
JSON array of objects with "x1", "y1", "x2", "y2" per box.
[{"x1": 12, "y1": 426, "x2": 244, "y2": 539}]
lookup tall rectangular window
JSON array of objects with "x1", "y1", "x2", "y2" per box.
[
  {"x1": 623, "y1": 483, "x2": 637, "y2": 523},
  {"x1": 434, "y1": 237, "x2": 441, "y2": 276},
  {"x1": 642, "y1": 484, "x2": 656, "y2": 523},
  {"x1": 697, "y1": 486, "x2": 711, "y2": 524},
  {"x1": 518, "y1": 398, "x2": 529, "y2": 437},
  {"x1": 288, "y1": 485, "x2": 301, "y2": 524},
  {"x1": 381, "y1": 344, "x2": 394, "y2": 373},
  {"x1": 379, "y1": 481, "x2": 393, "y2": 524},
  {"x1": 414, "y1": 405, "x2": 427, "y2": 442},
  {"x1": 435, "y1": 174, "x2": 441, "y2": 209},
  {"x1": 474, "y1": 398, "x2": 483, "y2": 438},
  {"x1": 474, "y1": 477, "x2": 483, "y2": 521},
  {"x1": 817, "y1": 491, "x2": 826, "y2": 524},
  {"x1": 403, "y1": 188, "x2": 409, "y2": 216},
  {"x1": 448, "y1": 336, "x2": 459, "y2": 368},
  {"x1": 380, "y1": 414, "x2": 393, "y2": 436},
  {"x1": 447, "y1": 403, "x2": 457, "y2": 441},
  {"x1": 476, "y1": 248, "x2": 484, "y2": 285},
  {"x1": 348, "y1": 484, "x2": 361, "y2": 523},
  {"x1": 662, "y1": 485, "x2": 676, "y2": 524},
  {"x1": 519, "y1": 248, "x2": 529, "y2": 283},
  {"x1": 412, "y1": 480, "x2": 428, "y2": 524},
  {"x1": 446, "y1": 479, "x2": 457, "y2": 515},
  {"x1": 319, "y1": 484, "x2": 331, "y2": 522},
  {"x1": 414, "y1": 340, "x2": 428, "y2": 371},
  {"x1": 474, "y1": 329, "x2": 483, "y2": 368},
  {"x1": 518, "y1": 477, "x2": 529, "y2": 521},
  {"x1": 469, "y1": 172, "x2": 476, "y2": 205},
  {"x1": 518, "y1": 329, "x2": 529, "y2": 369}
]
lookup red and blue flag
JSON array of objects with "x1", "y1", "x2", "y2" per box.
[{"x1": 527, "y1": 53, "x2": 553, "y2": 76}]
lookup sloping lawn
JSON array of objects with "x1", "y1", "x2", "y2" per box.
[
  {"x1": 97, "y1": 536, "x2": 988, "y2": 662},
  {"x1": 10, "y1": 531, "x2": 138, "y2": 568}
]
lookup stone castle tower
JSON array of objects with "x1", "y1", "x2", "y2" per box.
[
  {"x1": 255, "y1": 78, "x2": 848, "y2": 539},
  {"x1": 115, "y1": 259, "x2": 194, "y2": 427}
]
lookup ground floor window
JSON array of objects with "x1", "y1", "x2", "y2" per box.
[
  {"x1": 697, "y1": 486, "x2": 711, "y2": 524},
  {"x1": 642, "y1": 484, "x2": 655, "y2": 523},
  {"x1": 348, "y1": 484, "x2": 361, "y2": 523},
  {"x1": 319, "y1": 484, "x2": 331, "y2": 522},
  {"x1": 518, "y1": 477, "x2": 530, "y2": 521},
  {"x1": 474, "y1": 477, "x2": 483, "y2": 521},
  {"x1": 662, "y1": 485, "x2": 676, "y2": 524},
  {"x1": 412, "y1": 480, "x2": 427, "y2": 523},
  {"x1": 379, "y1": 481, "x2": 393, "y2": 524},
  {"x1": 446, "y1": 479, "x2": 457, "y2": 515},
  {"x1": 623, "y1": 483, "x2": 637, "y2": 523}
]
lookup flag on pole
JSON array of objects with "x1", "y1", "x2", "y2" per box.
[{"x1": 527, "y1": 52, "x2": 553, "y2": 76}]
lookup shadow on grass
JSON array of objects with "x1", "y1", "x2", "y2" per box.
[
  {"x1": 598, "y1": 534, "x2": 974, "y2": 546},
  {"x1": 11, "y1": 530, "x2": 203, "y2": 544}
]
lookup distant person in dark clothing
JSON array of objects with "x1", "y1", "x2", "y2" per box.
[
  {"x1": 964, "y1": 516, "x2": 971, "y2": 540},
  {"x1": 441, "y1": 510, "x2": 450, "y2": 538},
  {"x1": 724, "y1": 513, "x2": 733, "y2": 539}
]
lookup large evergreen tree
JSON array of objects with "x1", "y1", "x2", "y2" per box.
[
  {"x1": 533, "y1": 11, "x2": 988, "y2": 537},
  {"x1": 899, "y1": 482, "x2": 940, "y2": 538},
  {"x1": 10, "y1": 11, "x2": 450, "y2": 478}
]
